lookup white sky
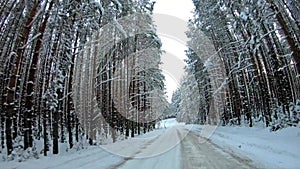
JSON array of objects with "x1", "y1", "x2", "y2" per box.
[
  {"x1": 153, "y1": 0, "x2": 194, "y2": 102},
  {"x1": 153, "y1": 0, "x2": 194, "y2": 21}
]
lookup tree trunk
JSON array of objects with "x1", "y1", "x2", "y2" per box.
[
  {"x1": 268, "y1": 0, "x2": 300, "y2": 74},
  {"x1": 4, "y1": 0, "x2": 40, "y2": 155},
  {"x1": 24, "y1": 0, "x2": 55, "y2": 150}
]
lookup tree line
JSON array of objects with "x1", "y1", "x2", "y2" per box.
[
  {"x1": 174, "y1": 0, "x2": 300, "y2": 129},
  {"x1": 0, "y1": 0, "x2": 165, "y2": 158}
]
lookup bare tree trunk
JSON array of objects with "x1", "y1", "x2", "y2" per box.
[
  {"x1": 4, "y1": 1, "x2": 40, "y2": 154},
  {"x1": 24, "y1": 0, "x2": 55, "y2": 150},
  {"x1": 267, "y1": 0, "x2": 300, "y2": 74}
]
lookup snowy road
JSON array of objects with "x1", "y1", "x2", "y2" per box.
[
  {"x1": 178, "y1": 129, "x2": 262, "y2": 169},
  {"x1": 109, "y1": 127, "x2": 181, "y2": 169},
  {"x1": 112, "y1": 126, "x2": 263, "y2": 169},
  {"x1": 1, "y1": 120, "x2": 269, "y2": 169}
]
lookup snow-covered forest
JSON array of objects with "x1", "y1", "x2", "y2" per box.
[
  {"x1": 0, "y1": 0, "x2": 300, "y2": 168},
  {"x1": 174, "y1": 0, "x2": 300, "y2": 129},
  {"x1": 0, "y1": 0, "x2": 166, "y2": 158}
]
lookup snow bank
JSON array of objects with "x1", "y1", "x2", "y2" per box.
[
  {"x1": 192, "y1": 125, "x2": 300, "y2": 169},
  {"x1": 0, "y1": 119, "x2": 179, "y2": 169}
]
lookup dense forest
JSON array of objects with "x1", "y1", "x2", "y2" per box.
[
  {"x1": 173, "y1": 0, "x2": 300, "y2": 129},
  {"x1": 1, "y1": 0, "x2": 300, "y2": 163},
  {"x1": 0, "y1": 0, "x2": 166, "y2": 158}
]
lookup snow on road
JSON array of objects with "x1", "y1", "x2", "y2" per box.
[
  {"x1": 195, "y1": 125, "x2": 300, "y2": 169},
  {"x1": 2, "y1": 118, "x2": 298, "y2": 169},
  {"x1": 112, "y1": 123, "x2": 263, "y2": 169},
  {"x1": 179, "y1": 128, "x2": 263, "y2": 169},
  {"x1": 111, "y1": 127, "x2": 181, "y2": 169}
]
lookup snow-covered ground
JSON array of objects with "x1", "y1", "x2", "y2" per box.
[
  {"x1": 0, "y1": 119, "x2": 182, "y2": 169},
  {"x1": 191, "y1": 125, "x2": 300, "y2": 169},
  {"x1": 1, "y1": 118, "x2": 299, "y2": 169}
]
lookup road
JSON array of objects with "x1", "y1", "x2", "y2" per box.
[
  {"x1": 1, "y1": 124, "x2": 264, "y2": 169},
  {"x1": 112, "y1": 126, "x2": 264, "y2": 169}
]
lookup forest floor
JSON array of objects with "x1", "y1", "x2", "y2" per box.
[{"x1": 1, "y1": 119, "x2": 299, "y2": 169}]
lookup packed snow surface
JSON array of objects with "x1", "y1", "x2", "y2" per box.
[{"x1": 193, "y1": 125, "x2": 300, "y2": 169}]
